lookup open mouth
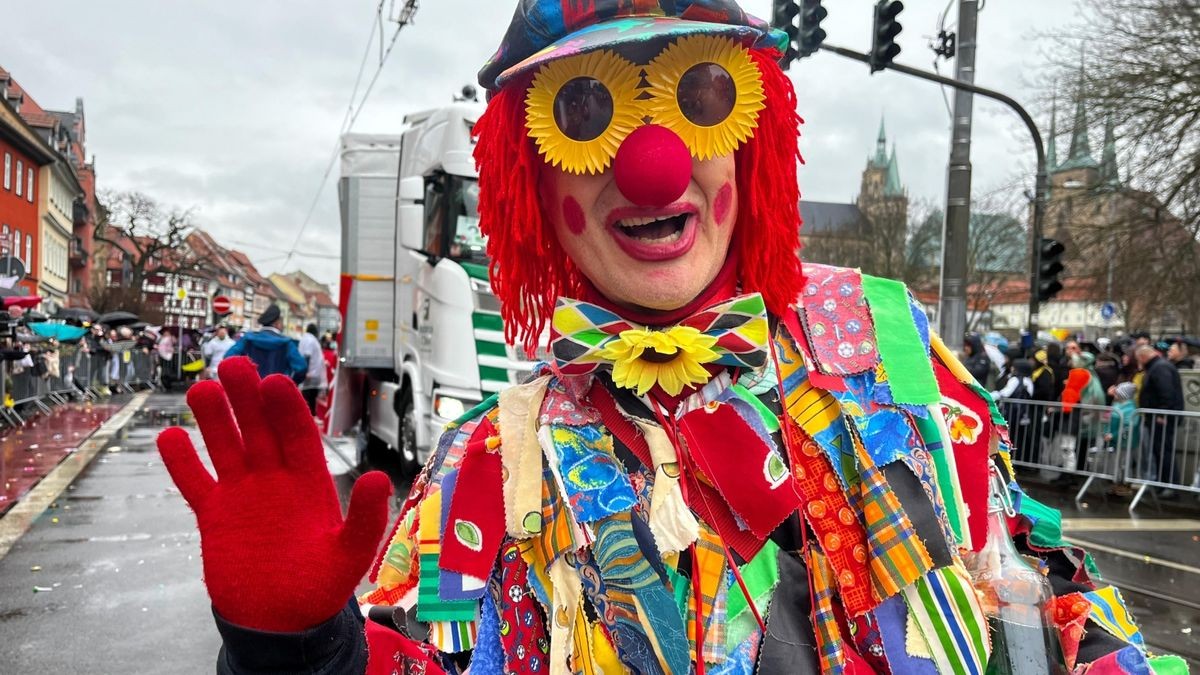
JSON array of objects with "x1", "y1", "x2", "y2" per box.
[{"x1": 615, "y1": 213, "x2": 690, "y2": 243}]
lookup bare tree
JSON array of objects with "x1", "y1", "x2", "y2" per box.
[
  {"x1": 89, "y1": 191, "x2": 207, "y2": 317},
  {"x1": 1042, "y1": 0, "x2": 1200, "y2": 332}
]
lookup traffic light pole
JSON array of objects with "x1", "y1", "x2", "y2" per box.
[
  {"x1": 941, "y1": 0, "x2": 977, "y2": 346},
  {"x1": 817, "y1": 42, "x2": 1049, "y2": 340}
]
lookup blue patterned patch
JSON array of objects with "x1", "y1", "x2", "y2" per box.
[{"x1": 549, "y1": 423, "x2": 638, "y2": 523}]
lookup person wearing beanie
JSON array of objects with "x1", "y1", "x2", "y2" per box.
[
  {"x1": 223, "y1": 303, "x2": 306, "y2": 382},
  {"x1": 156, "y1": 2, "x2": 1170, "y2": 673}
]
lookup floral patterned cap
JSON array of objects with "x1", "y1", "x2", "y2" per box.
[{"x1": 479, "y1": 0, "x2": 786, "y2": 91}]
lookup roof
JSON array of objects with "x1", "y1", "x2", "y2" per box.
[
  {"x1": 800, "y1": 201, "x2": 872, "y2": 237},
  {"x1": 268, "y1": 273, "x2": 308, "y2": 305}
]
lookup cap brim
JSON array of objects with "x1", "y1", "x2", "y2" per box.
[{"x1": 493, "y1": 16, "x2": 780, "y2": 90}]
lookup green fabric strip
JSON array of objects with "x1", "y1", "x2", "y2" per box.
[
  {"x1": 725, "y1": 539, "x2": 780, "y2": 625},
  {"x1": 449, "y1": 393, "x2": 499, "y2": 428},
  {"x1": 861, "y1": 275, "x2": 940, "y2": 404},
  {"x1": 912, "y1": 580, "x2": 969, "y2": 675},
  {"x1": 1148, "y1": 655, "x2": 1190, "y2": 675},
  {"x1": 731, "y1": 383, "x2": 780, "y2": 433},
  {"x1": 416, "y1": 554, "x2": 478, "y2": 622},
  {"x1": 913, "y1": 412, "x2": 967, "y2": 544}
]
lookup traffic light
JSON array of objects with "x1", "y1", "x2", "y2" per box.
[
  {"x1": 1037, "y1": 237, "x2": 1066, "y2": 303},
  {"x1": 771, "y1": 0, "x2": 801, "y2": 70},
  {"x1": 798, "y1": 0, "x2": 828, "y2": 59},
  {"x1": 870, "y1": 0, "x2": 904, "y2": 73}
]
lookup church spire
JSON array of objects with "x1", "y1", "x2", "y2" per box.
[
  {"x1": 873, "y1": 116, "x2": 888, "y2": 168},
  {"x1": 885, "y1": 143, "x2": 903, "y2": 197},
  {"x1": 1099, "y1": 110, "x2": 1121, "y2": 189},
  {"x1": 1061, "y1": 55, "x2": 1098, "y2": 171}
]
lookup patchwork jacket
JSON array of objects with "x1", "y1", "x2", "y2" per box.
[{"x1": 215, "y1": 265, "x2": 1179, "y2": 675}]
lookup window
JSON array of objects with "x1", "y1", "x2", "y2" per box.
[
  {"x1": 15, "y1": 161, "x2": 22, "y2": 197},
  {"x1": 3, "y1": 153, "x2": 9, "y2": 190},
  {"x1": 26, "y1": 235, "x2": 33, "y2": 270},
  {"x1": 13, "y1": 229, "x2": 20, "y2": 264},
  {"x1": 26, "y1": 168, "x2": 33, "y2": 202}
]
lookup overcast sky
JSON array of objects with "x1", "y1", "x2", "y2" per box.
[{"x1": 5, "y1": 0, "x2": 1080, "y2": 287}]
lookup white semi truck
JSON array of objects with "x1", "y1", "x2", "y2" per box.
[{"x1": 334, "y1": 103, "x2": 535, "y2": 473}]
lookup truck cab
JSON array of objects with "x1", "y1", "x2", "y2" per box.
[{"x1": 337, "y1": 104, "x2": 535, "y2": 473}]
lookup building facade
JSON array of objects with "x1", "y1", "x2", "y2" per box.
[{"x1": 0, "y1": 95, "x2": 52, "y2": 297}]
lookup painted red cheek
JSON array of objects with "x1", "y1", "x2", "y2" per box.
[
  {"x1": 562, "y1": 197, "x2": 587, "y2": 236},
  {"x1": 713, "y1": 182, "x2": 734, "y2": 226}
]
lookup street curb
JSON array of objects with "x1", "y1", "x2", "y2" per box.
[{"x1": 0, "y1": 391, "x2": 152, "y2": 562}]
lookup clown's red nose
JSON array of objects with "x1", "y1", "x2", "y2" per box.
[{"x1": 613, "y1": 125, "x2": 692, "y2": 207}]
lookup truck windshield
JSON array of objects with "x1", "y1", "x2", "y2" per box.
[{"x1": 447, "y1": 177, "x2": 487, "y2": 264}]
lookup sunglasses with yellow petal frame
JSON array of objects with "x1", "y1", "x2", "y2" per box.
[{"x1": 524, "y1": 35, "x2": 766, "y2": 176}]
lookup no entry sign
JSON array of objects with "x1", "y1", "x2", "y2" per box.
[{"x1": 212, "y1": 295, "x2": 232, "y2": 315}]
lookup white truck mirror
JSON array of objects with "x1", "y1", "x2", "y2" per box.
[{"x1": 398, "y1": 176, "x2": 425, "y2": 252}]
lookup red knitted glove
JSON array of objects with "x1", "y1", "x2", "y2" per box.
[{"x1": 157, "y1": 356, "x2": 392, "y2": 632}]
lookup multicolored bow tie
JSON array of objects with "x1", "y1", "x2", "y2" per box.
[{"x1": 550, "y1": 293, "x2": 770, "y2": 396}]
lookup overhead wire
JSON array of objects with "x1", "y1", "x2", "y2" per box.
[{"x1": 281, "y1": 0, "x2": 418, "y2": 270}]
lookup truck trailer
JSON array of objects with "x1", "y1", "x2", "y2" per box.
[{"x1": 333, "y1": 103, "x2": 534, "y2": 473}]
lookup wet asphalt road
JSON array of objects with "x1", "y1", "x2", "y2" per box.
[
  {"x1": 0, "y1": 391, "x2": 1195, "y2": 672},
  {"x1": 0, "y1": 392, "x2": 380, "y2": 674}
]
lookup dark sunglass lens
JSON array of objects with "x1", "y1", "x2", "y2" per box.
[
  {"x1": 553, "y1": 77, "x2": 614, "y2": 141},
  {"x1": 676, "y1": 63, "x2": 736, "y2": 127}
]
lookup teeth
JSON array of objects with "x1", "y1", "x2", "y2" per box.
[
  {"x1": 630, "y1": 228, "x2": 683, "y2": 243},
  {"x1": 618, "y1": 216, "x2": 666, "y2": 228}
]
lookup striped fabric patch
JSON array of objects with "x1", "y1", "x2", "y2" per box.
[
  {"x1": 415, "y1": 490, "x2": 477, "y2": 623},
  {"x1": 807, "y1": 546, "x2": 849, "y2": 674},
  {"x1": 901, "y1": 565, "x2": 989, "y2": 675},
  {"x1": 427, "y1": 618, "x2": 479, "y2": 654},
  {"x1": 1085, "y1": 586, "x2": 1146, "y2": 650}
]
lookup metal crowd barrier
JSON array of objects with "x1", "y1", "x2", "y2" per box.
[
  {"x1": 1122, "y1": 407, "x2": 1200, "y2": 511},
  {"x1": 998, "y1": 397, "x2": 1200, "y2": 512},
  {"x1": 0, "y1": 342, "x2": 171, "y2": 429},
  {"x1": 1000, "y1": 398, "x2": 1128, "y2": 503}
]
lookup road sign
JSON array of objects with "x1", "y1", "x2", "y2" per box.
[
  {"x1": 212, "y1": 295, "x2": 232, "y2": 315},
  {"x1": 0, "y1": 256, "x2": 26, "y2": 281},
  {"x1": 1101, "y1": 302, "x2": 1117, "y2": 321}
]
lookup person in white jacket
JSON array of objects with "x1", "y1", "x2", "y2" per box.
[
  {"x1": 297, "y1": 323, "x2": 327, "y2": 415},
  {"x1": 202, "y1": 325, "x2": 237, "y2": 381}
]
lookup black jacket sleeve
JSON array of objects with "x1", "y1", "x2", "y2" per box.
[{"x1": 214, "y1": 598, "x2": 367, "y2": 675}]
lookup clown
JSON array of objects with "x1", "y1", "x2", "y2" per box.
[{"x1": 159, "y1": 2, "x2": 1180, "y2": 674}]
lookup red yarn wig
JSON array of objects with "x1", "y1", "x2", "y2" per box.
[{"x1": 473, "y1": 47, "x2": 805, "y2": 353}]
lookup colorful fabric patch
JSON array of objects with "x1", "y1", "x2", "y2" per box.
[
  {"x1": 798, "y1": 263, "x2": 879, "y2": 376},
  {"x1": 438, "y1": 470, "x2": 488, "y2": 601},
  {"x1": 677, "y1": 399, "x2": 800, "y2": 540},
  {"x1": 932, "y1": 359, "x2": 994, "y2": 551},
  {"x1": 901, "y1": 565, "x2": 990, "y2": 675},
  {"x1": 591, "y1": 511, "x2": 690, "y2": 675},
  {"x1": 807, "y1": 546, "x2": 849, "y2": 674},
  {"x1": 493, "y1": 542, "x2": 551, "y2": 673},
  {"x1": 470, "y1": 590, "x2": 505, "y2": 674},
  {"x1": 724, "y1": 539, "x2": 780, "y2": 649},
  {"x1": 426, "y1": 618, "x2": 479, "y2": 654},
  {"x1": 833, "y1": 373, "x2": 924, "y2": 468},
  {"x1": 875, "y1": 595, "x2": 938, "y2": 675},
  {"x1": 637, "y1": 418, "x2": 700, "y2": 555},
  {"x1": 709, "y1": 628, "x2": 760, "y2": 675},
  {"x1": 498, "y1": 376, "x2": 550, "y2": 538},
  {"x1": 366, "y1": 507, "x2": 419, "y2": 605},
  {"x1": 783, "y1": 424, "x2": 874, "y2": 616},
  {"x1": 776, "y1": 325, "x2": 857, "y2": 484},
  {"x1": 548, "y1": 423, "x2": 638, "y2": 523},
  {"x1": 440, "y1": 421, "x2": 506, "y2": 581},
  {"x1": 1079, "y1": 645, "x2": 1153, "y2": 674},
  {"x1": 1050, "y1": 592, "x2": 1093, "y2": 670},
  {"x1": 913, "y1": 407, "x2": 969, "y2": 547},
  {"x1": 856, "y1": 438, "x2": 934, "y2": 601},
  {"x1": 416, "y1": 490, "x2": 477, "y2": 623},
  {"x1": 687, "y1": 524, "x2": 728, "y2": 663},
  {"x1": 861, "y1": 275, "x2": 940, "y2": 405},
  {"x1": 1085, "y1": 586, "x2": 1146, "y2": 651}
]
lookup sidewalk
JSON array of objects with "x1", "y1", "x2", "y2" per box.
[{"x1": 1, "y1": 398, "x2": 129, "y2": 515}]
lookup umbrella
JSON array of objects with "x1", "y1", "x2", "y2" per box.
[
  {"x1": 98, "y1": 311, "x2": 140, "y2": 327},
  {"x1": 29, "y1": 323, "x2": 88, "y2": 342},
  {"x1": 23, "y1": 310, "x2": 49, "y2": 323},
  {"x1": 53, "y1": 307, "x2": 99, "y2": 323},
  {"x1": 3, "y1": 295, "x2": 42, "y2": 310}
]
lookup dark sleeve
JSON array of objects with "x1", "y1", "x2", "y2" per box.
[
  {"x1": 214, "y1": 598, "x2": 367, "y2": 675},
  {"x1": 288, "y1": 343, "x2": 308, "y2": 379}
]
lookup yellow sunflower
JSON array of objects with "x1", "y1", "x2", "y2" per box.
[
  {"x1": 599, "y1": 326, "x2": 720, "y2": 396},
  {"x1": 525, "y1": 50, "x2": 644, "y2": 175},
  {"x1": 645, "y1": 35, "x2": 765, "y2": 161}
]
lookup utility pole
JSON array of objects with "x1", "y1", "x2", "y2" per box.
[{"x1": 939, "y1": 0, "x2": 978, "y2": 343}]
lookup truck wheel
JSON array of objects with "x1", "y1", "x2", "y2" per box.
[{"x1": 397, "y1": 387, "x2": 421, "y2": 479}]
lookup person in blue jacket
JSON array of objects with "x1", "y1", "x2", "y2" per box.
[{"x1": 224, "y1": 303, "x2": 306, "y2": 383}]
